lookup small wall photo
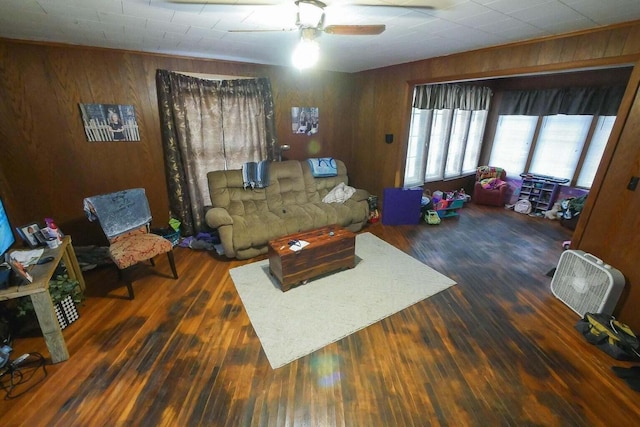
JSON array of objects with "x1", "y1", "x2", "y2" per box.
[
  {"x1": 79, "y1": 103, "x2": 140, "y2": 142},
  {"x1": 291, "y1": 107, "x2": 319, "y2": 135}
]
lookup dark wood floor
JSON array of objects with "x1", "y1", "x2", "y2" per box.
[{"x1": 2, "y1": 203, "x2": 639, "y2": 426}]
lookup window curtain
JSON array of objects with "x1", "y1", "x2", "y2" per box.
[
  {"x1": 413, "y1": 83, "x2": 493, "y2": 111},
  {"x1": 156, "y1": 70, "x2": 277, "y2": 236},
  {"x1": 498, "y1": 85, "x2": 625, "y2": 116}
]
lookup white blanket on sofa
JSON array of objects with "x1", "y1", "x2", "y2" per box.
[{"x1": 322, "y1": 182, "x2": 356, "y2": 204}]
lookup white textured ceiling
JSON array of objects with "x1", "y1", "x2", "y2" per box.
[{"x1": 1, "y1": 0, "x2": 640, "y2": 73}]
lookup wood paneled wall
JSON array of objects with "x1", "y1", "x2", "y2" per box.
[
  {"x1": 0, "y1": 40, "x2": 355, "y2": 246},
  {"x1": 575, "y1": 66, "x2": 640, "y2": 330}
]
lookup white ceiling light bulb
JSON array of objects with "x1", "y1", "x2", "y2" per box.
[{"x1": 292, "y1": 38, "x2": 320, "y2": 69}]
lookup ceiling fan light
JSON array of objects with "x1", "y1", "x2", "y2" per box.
[
  {"x1": 297, "y1": 2, "x2": 325, "y2": 27},
  {"x1": 292, "y1": 38, "x2": 320, "y2": 69}
]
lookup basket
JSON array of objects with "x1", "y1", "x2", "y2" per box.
[{"x1": 434, "y1": 200, "x2": 449, "y2": 210}]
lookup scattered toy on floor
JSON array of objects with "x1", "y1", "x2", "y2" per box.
[{"x1": 543, "y1": 202, "x2": 562, "y2": 220}]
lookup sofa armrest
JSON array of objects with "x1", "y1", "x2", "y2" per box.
[
  {"x1": 205, "y1": 207, "x2": 233, "y2": 228},
  {"x1": 351, "y1": 188, "x2": 370, "y2": 203}
]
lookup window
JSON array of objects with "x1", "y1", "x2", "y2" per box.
[
  {"x1": 425, "y1": 109, "x2": 452, "y2": 182},
  {"x1": 461, "y1": 110, "x2": 488, "y2": 175},
  {"x1": 490, "y1": 85, "x2": 624, "y2": 189},
  {"x1": 405, "y1": 109, "x2": 488, "y2": 185},
  {"x1": 577, "y1": 116, "x2": 616, "y2": 188},
  {"x1": 488, "y1": 115, "x2": 537, "y2": 176},
  {"x1": 404, "y1": 109, "x2": 431, "y2": 186},
  {"x1": 530, "y1": 115, "x2": 591, "y2": 181},
  {"x1": 404, "y1": 83, "x2": 492, "y2": 187},
  {"x1": 444, "y1": 110, "x2": 470, "y2": 179},
  {"x1": 488, "y1": 114, "x2": 616, "y2": 188}
]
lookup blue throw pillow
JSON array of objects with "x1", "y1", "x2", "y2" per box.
[{"x1": 308, "y1": 158, "x2": 337, "y2": 177}]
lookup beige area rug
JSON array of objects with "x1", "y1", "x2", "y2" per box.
[{"x1": 229, "y1": 232, "x2": 457, "y2": 369}]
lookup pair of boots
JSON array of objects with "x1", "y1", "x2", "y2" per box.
[{"x1": 612, "y1": 366, "x2": 640, "y2": 391}]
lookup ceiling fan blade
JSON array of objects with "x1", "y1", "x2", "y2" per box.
[{"x1": 323, "y1": 25, "x2": 385, "y2": 35}]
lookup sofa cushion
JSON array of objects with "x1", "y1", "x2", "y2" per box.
[
  {"x1": 300, "y1": 202, "x2": 353, "y2": 229},
  {"x1": 302, "y1": 160, "x2": 349, "y2": 202},
  {"x1": 266, "y1": 161, "x2": 309, "y2": 210},
  {"x1": 229, "y1": 189, "x2": 270, "y2": 216},
  {"x1": 272, "y1": 204, "x2": 316, "y2": 233},
  {"x1": 208, "y1": 169, "x2": 270, "y2": 217},
  {"x1": 230, "y1": 211, "x2": 288, "y2": 250}
]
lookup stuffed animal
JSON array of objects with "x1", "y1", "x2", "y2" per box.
[{"x1": 544, "y1": 202, "x2": 562, "y2": 220}]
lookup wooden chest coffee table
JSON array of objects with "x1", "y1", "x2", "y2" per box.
[{"x1": 268, "y1": 225, "x2": 356, "y2": 291}]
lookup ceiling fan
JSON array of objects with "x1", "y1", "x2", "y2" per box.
[
  {"x1": 228, "y1": 0, "x2": 386, "y2": 37},
  {"x1": 227, "y1": 0, "x2": 387, "y2": 68},
  {"x1": 169, "y1": 0, "x2": 450, "y2": 68}
]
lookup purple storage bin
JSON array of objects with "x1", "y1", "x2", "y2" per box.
[{"x1": 382, "y1": 187, "x2": 423, "y2": 225}]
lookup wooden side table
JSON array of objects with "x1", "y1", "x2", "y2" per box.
[{"x1": 0, "y1": 236, "x2": 86, "y2": 363}]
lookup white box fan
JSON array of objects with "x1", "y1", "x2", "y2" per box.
[{"x1": 550, "y1": 250, "x2": 625, "y2": 316}]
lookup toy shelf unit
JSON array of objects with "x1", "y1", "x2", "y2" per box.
[
  {"x1": 435, "y1": 199, "x2": 464, "y2": 218},
  {"x1": 518, "y1": 174, "x2": 567, "y2": 216}
]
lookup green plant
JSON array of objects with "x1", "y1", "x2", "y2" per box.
[{"x1": 16, "y1": 274, "x2": 84, "y2": 317}]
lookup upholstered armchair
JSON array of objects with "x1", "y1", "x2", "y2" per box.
[
  {"x1": 83, "y1": 188, "x2": 178, "y2": 299},
  {"x1": 473, "y1": 166, "x2": 508, "y2": 207}
]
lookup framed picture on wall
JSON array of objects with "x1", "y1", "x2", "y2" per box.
[
  {"x1": 78, "y1": 103, "x2": 140, "y2": 142},
  {"x1": 291, "y1": 107, "x2": 319, "y2": 135}
]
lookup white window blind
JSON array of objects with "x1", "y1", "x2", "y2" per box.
[
  {"x1": 444, "y1": 109, "x2": 470, "y2": 179},
  {"x1": 462, "y1": 110, "x2": 488, "y2": 175},
  {"x1": 488, "y1": 115, "x2": 537, "y2": 177},
  {"x1": 404, "y1": 109, "x2": 431, "y2": 187},
  {"x1": 424, "y1": 109, "x2": 452, "y2": 182},
  {"x1": 529, "y1": 115, "x2": 591, "y2": 181},
  {"x1": 577, "y1": 116, "x2": 616, "y2": 188}
]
